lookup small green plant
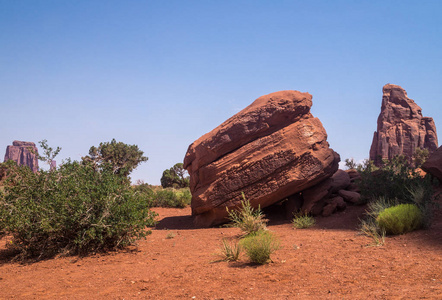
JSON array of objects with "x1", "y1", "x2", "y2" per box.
[
  {"x1": 226, "y1": 194, "x2": 267, "y2": 235},
  {"x1": 359, "y1": 196, "x2": 393, "y2": 246},
  {"x1": 216, "y1": 239, "x2": 242, "y2": 262},
  {"x1": 240, "y1": 231, "x2": 280, "y2": 264},
  {"x1": 292, "y1": 212, "x2": 315, "y2": 229},
  {"x1": 165, "y1": 231, "x2": 176, "y2": 239},
  {"x1": 376, "y1": 204, "x2": 423, "y2": 235}
]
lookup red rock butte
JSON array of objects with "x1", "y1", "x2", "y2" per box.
[
  {"x1": 369, "y1": 84, "x2": 438, "y2": 166},
  {"x1": 184, "y1": 90, "x2": 340, "y2": 227},
  {"x1": 3, "y1": 140, "x2": 39, "y2": 173}
]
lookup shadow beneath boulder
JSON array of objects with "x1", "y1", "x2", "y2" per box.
[
  {"x1": 263, "y1": 202, "x2": 368, "y2": 231},
  {"x1": 155, "y1": 214, "x2": 197, "y2": 230}
]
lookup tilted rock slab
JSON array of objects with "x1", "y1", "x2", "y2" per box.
[
  {"x1": 4, "y1": 141, "x2": 39, "y2": 172},
  {"x1": 184, "y1": 90, "x2": 339, "y2": 227},
  {"x1": 369, "y1": 84, "x2": 438, "y2": 166}
]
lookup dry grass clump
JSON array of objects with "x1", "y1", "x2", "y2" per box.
[{"x1": 292, "y1": 212, "x2": 315, "y2": 229}]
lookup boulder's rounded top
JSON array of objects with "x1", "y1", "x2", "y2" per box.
[
  {"x1": 249, "y1": 90, "x2": 312, "y2": 111},
  {"x1": 184, "y1": 90, "x2": 314, "y2": 170}
]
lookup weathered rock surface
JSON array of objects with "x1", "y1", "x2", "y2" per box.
[
  {"x1": 369, "y1": 84, "x2": 438, "y2": 166},
  {"x1": 422, "y1": 146, "x2": 442, "y2": 183},
  {"x1": 302, "y1": 178, "x2": 332, "y2": 215},
  {"x1": 330, "y1": 169, "x2": 351, "y2": 193},
  {"x1": 4, "y1": 141, "x2": 39, "y2": 172},
  {"x1": 184, "y1": 90, "x2": 340, "y2": 227},
  {"x1": 338, "y1": 190, "x2": 360, "y2": 204}
]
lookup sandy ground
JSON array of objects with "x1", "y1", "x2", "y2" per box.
[{"x1": 0, "y1": 203, "x2": 441, "y2": 299}]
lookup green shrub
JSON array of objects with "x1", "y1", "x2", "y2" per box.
[
  {"x1": 226, "y1": 194, "x2": 267, "y2": 235},
  {"x1": 292, "y1": 212, "x2": 315, "y2": 229},
  {"x1": 0, "y1": 160, "x2": 157, "y2": 260},
  {"x1": 240, "y1": 231, "x2": 279, "y2": 264},
  {"x1": 376, "y1": 204, "x2": 423, "y2": 235},
  {"x1": 151, "y1": 188, "x2": 191, "y2": 208},
  {"x1": 133, "y1": 183, "x2": 155, "y2": 196},
  {"x1": 355, "y1": 155, "x2": 435, "y2": 206}
]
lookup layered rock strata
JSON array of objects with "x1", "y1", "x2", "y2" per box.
[{"x1": 184, "y1": 90, "x2": 340, "y2": 227}]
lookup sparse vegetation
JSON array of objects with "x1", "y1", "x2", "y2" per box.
[
  {"x1": 292, "y1": 212, "x2": 316, "y2": 229},
  {"x1": 214, "y1": 193, "x2": 280, "y2": 265},
  {"x1": 216, "y1": 239, "x2": 242, "y2": 262},
  {"x1": 165, "y1": 231, "x2": 176, "y2": 239},
  {"x1": 240, "y1": 231, "x2": 280, "y2": 264},
  {"x1": 226, "y1": 194, "x2": 268, "y2": 235},
  {"x1": 347, "y1": 154, "x2": 438, "y2": 241},
  {"x1": 360, "y1": 219, "x2": 386, "y2": 247},
  {"x1": 408, "y1": 183, "x2": 439, "y2": 229}
]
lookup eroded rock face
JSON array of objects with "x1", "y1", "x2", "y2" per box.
[
  {"x1": 184, "y1": 90, "x2": 339, "y2": 227},
  {"x1": 369, "y1": 84, "x2": 438, "y2": 166},
  {"x1": 422, "y1": 146, "x2": 442, "y2": 183},
  {"x1": 4, "y1": 141, "x2": 39, "y2": 172}
]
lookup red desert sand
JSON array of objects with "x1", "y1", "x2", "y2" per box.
[{"x1": 1, "y1": 202, "x2": 441, "y2": 299}]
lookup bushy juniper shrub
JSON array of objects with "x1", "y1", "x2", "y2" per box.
[
  {"x1": 376, "y1": 204, "x2": 423, "y2": 235},
  {"x1": 0, "y1": 159, "x2": 157, "y2": 260},
  {"x1": 240, "y1": 230, "x2": 280, "y2": 264}
]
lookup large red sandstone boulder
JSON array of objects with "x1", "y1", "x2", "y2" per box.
[
  {"x1": 422, "y1": 146, "x2": 442, "y2": 183},
  {"x1": 184, "y1": 90, "x2": 339, "y2": 227},
  {"x1": 369, "y1": 84, "x2": 438, "y2": 166},
  {"x1": 4, "y1": 141, "x2": 39, "y2": 173}
]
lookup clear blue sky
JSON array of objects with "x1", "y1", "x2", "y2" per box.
[{"x1": 1, "y1": 0, "x2": 441, "y2": 185}]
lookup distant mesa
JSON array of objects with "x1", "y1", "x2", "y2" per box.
[
  {"x1": 3, "y1": 140, "x2": 39, "y2": 172},
  {"x1": 369, "y1": 84, "x2": 438, "y2": 166},
  {"x1": 184, "y1": 90, "x2": 342, "y2": 227}
]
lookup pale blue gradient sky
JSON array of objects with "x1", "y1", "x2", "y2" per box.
[{"x1": 1, "y1": 1, "x2": 441, "y2": 184}]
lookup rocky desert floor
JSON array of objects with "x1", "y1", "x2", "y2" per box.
[{"x1": 0, "y1": 202, "x2": 441, "y2": 299}]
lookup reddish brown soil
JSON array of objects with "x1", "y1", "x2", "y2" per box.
[{"x1": 1, "y1": 204, "x2": 441, "y2": 299}]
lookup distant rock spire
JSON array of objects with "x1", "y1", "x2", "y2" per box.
[{"x1": 369, "y1": 84, "x2": 438, "y2": 166}]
